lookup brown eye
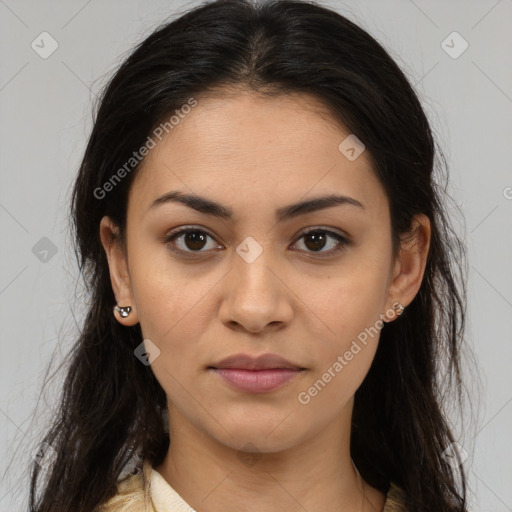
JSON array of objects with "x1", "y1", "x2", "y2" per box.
[
  {"x1": 164, "y1": 226, "x2": 350, "y2": 259},
  {"x1": 293, "y1": 228, "x2": 350, "y2": 256},
  {"x1": 165, "y1": 228, "x2": 220, "y2": 254}
]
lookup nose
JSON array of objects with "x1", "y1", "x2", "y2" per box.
[{"x1": 218, "y1": 244, "x2": 294, "y2": 334}]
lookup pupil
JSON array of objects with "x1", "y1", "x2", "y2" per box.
[
  {"x1": 183, "y1": 231, "x2": 328, "y2": 252},
  {"x1": 305, "y1": 232, "x2": 326, "y2": 251},
  {"x1": 186, "y1": 231, "x2": 206, "y2": 251}
]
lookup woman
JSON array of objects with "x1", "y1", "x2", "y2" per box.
[{"x1": 29, "y1": 0, "x2": 472, "y2": 510}]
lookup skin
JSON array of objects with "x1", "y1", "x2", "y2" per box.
[{"x1": 100, "y1": 88, "x2": 431, "y2": 512}]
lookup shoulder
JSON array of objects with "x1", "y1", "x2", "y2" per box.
[
  {"x1": 383, "y1": 481, "x2": 408, "y2": 512},
  {"x1": 97, "y1": 462, "x2": 149, "y2": 512}
]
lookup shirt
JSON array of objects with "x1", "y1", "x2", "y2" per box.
[{"x1": 99, "y1": 459, "x2": 408, "y2": 511}]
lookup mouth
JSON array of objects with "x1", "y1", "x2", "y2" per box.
[
  {"x1": 208, "y1": 367, "x2": 304, "y2": 393},
  {"x1": 207, "y1": 353, "x2": 306, "y2": 393},
  {"x1": 209, "y1": 352, "x2": 305, "y2": 371}
]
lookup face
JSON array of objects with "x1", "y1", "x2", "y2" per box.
[{"x1": 101, "y1": 89, "x2": 428, "y2": 455}]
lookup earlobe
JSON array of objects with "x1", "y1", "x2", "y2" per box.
[
  {"x1": 99, "y1": 216, "x2": 139, "y2": 326},
  {"x1": 113, "y1": 305, "x2": 132, "y2": 318},
  {"x1": 112, "y1": 303, "x2": 139, "y2": 326},
  {"x1": 385, "y1": 214, "x2": 431, "y2": 320}
]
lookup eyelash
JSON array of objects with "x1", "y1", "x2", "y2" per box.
[{"x1": 164, "y1": 226, "x2": 351, "y2": 258}]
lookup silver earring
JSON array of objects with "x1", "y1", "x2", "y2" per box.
[
  {"x1": 114, "y1": 305, "x2": 132, "y2": 318},
  {"x1": 393, "y1": 302, "x2": 405, "y2": 316}
]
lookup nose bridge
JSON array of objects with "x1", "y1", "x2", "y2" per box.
[
  {"x1": 219, "y1": 234, "x2": 292, "y2": 331},
  {"x1": 232, "y1": 234, "x2": 278, "y2": 295}
]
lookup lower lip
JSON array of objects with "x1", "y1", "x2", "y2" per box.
[{"x1": 211, "y1": 368, "x2": 302, "y2": 393}]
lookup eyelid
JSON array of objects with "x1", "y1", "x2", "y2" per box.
[
  {"x1": 294, "y1": 226, "x2": 351, "y2": 243},
  {"x1": 164, "y1": 225, "x2": 221, "y2": 256},
  {"x1": 164, "y1": 225, "x2": 351, "y2": 257},
  {"x1": 290, "y1": 226, "x2": 351, "y2": 257},
  {"x1": 165, "y1": 225, "x2": 218, "y2": 242}
]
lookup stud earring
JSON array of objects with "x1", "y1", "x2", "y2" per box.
[
  {"x1": 113, "y1": 305, "x2": 132, "y2": 318},
  {"x1": 392, "y1": 302, "x2": 405, "y2": 316}
]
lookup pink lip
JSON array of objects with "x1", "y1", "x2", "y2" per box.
[
  {"x1": 211, "y1": 368, "x2": 303, "y2": 393},
  {"x1": 210, "y1": 352, "x2": 303, "y2": 371}
]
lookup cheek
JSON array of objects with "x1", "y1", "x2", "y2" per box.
[
  {"x1": 131, "y1": 265, "x2": 213, "y2": 410},
  {"x1": 297, "y1": 250, "x2": 390, "y2": 397},
  {"x1": 295, "y1": 341, "x2": 377, "y2": 428},
  {"x1": 301, "y1": 253, "x2": 390, "y2": 344},
  {"x1": 128, "y1": 236, "x2": 207, "y2": 337},
  {"x1": 296, "y1": 277, "x2": 384, "y2": 415}
]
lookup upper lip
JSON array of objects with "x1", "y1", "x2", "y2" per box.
[{"x1": 209, "y1": 353, "x2": 304, "y2": 370}]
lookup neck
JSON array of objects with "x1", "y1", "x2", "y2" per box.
[{"x1": 154, "y1": 399, "x2": 385, "y2": 512}]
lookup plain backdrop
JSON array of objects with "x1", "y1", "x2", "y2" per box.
[{"x1": 1, "y1": 0, "x2": 511, "y2": 510}]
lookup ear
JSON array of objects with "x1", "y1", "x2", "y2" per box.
[
  {"x1": 99, "y1": 216, "x2": 139, "y2": 326},
  {"x1": 385, "y1": 213, "x2": 431, "y2": 321}
]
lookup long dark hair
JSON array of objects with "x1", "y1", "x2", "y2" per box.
[{"x1": 26, "y1": 0, "x2": 478, "y2": 510}]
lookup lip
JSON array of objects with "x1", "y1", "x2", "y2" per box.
[
  {"x1": 208, "y1": 353, "x2": 305, "y2": 393},
  {"x1": 210, "y1": 368, "x2": 303, "y2": 393},
  {"x1": 209, "y1": 353, "x2": 304, "y2": 371}
]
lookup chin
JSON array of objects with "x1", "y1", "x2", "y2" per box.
[{"x1": 210, "y1": 420, "x2": 309, "y2": 455}]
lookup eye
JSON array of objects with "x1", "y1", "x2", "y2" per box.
[
  {"x1": 165, "y1": 227, "x2": 221, "y2": 256},
  {"x1": 164, "y1": 226, "x2": 351, "y2": 258},
  {"x1": 292, "y1": 228, "x2": 350, "y2": 256}
]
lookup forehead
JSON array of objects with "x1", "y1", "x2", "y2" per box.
[{"x1": 129, "y1": 90, "x2": 387, "y2": 221}]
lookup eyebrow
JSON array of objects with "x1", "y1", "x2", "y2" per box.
[{"x1": 148, "y1": 190, "x2": 365, "y2": 222}]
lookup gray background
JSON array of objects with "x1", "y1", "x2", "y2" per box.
[{"x1": 1, "y1": 0, "x2": 511, "y2": 510}]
